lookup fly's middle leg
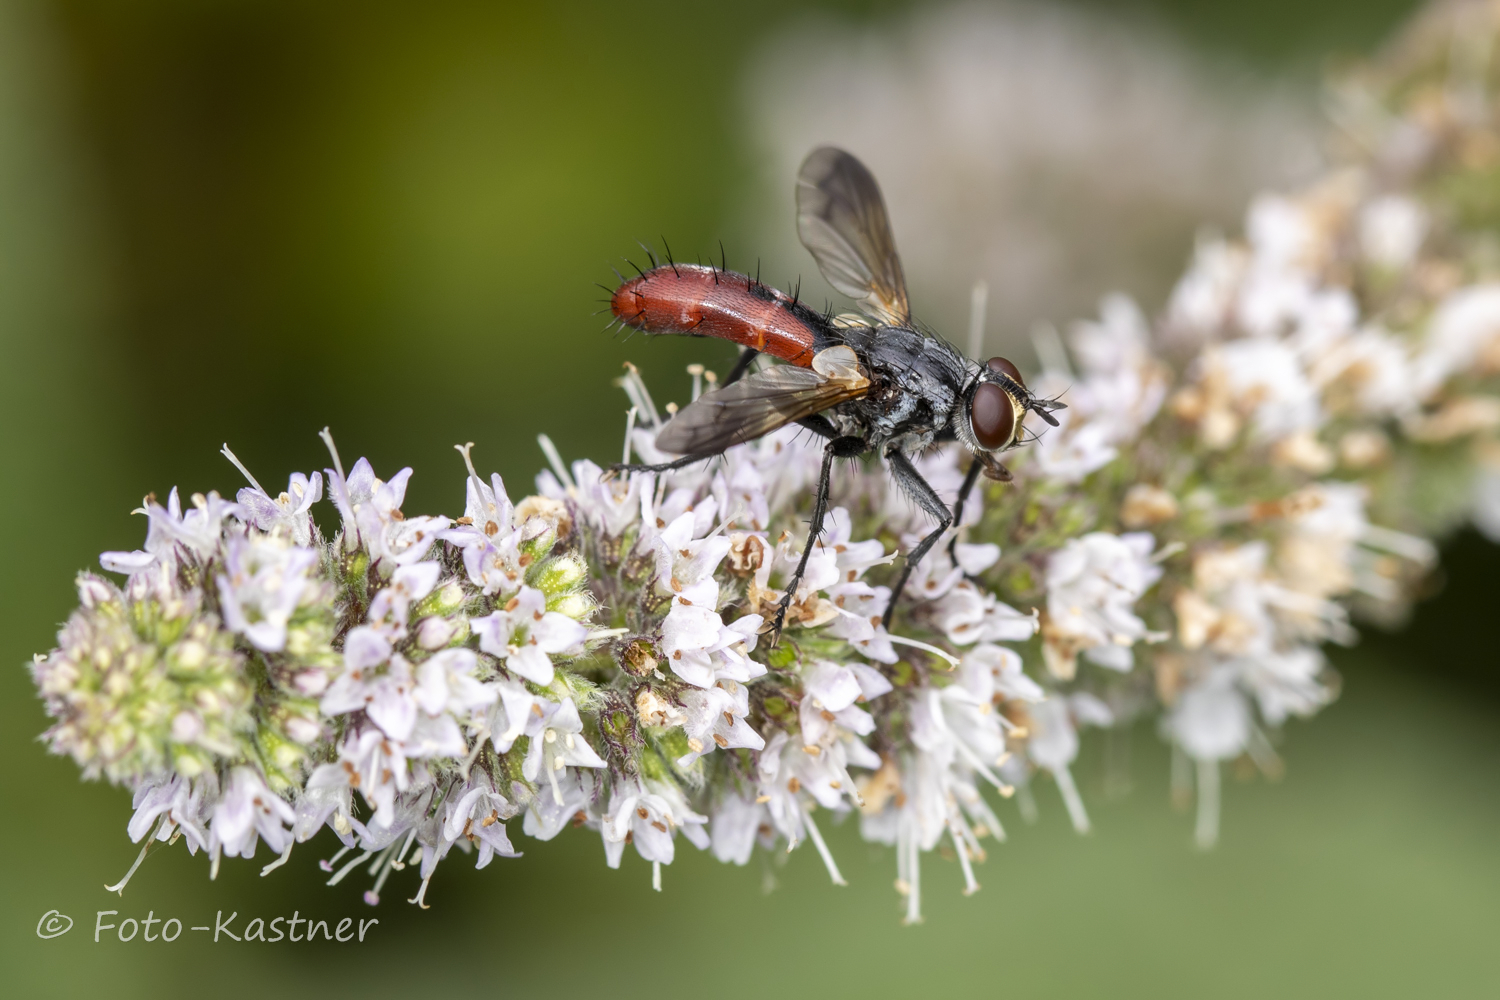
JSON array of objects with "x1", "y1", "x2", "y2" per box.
[
  {"x1": 765, "y1": 434, "x2": 864, "y2": 639},
  {"x1": 883, "y1": 448, "x2": 954, "y2": 630}
]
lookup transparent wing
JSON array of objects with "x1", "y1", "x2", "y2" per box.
[
  {"x1": 655, "y1": 350, "x2": 868, "y2": 456},
  {"x1": 796, "y1": 146, "x2": 910, "y2": 326}
]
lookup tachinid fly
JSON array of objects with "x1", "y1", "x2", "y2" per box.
[{"x1": 608, "y1": 147, "x2": 1065, "y2": 636}]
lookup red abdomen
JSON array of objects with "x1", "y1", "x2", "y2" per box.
[{"x1": 611, "y1": 263, "x2": 821, "y2": 367}]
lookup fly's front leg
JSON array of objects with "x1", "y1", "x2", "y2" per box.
[
  {"x1": 723, "y1": 348, "x2": 759, "y2": 386},
  {"x1": 766, "y1": 434, "x2": 864, "y2": 639},
  {"x1": 606, "y1": 451, "x2": 720, "y2": 478},
  {"x1": 609, "y1": 415, "x2": 834, "y2": 479},
  {"x1": 883, "y1": 449, "x2": 954, "y2": 630},
  {"x1": 944, "y1": 457, "x2": 984, "y2": 566}
]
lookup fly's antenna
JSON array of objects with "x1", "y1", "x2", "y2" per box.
[
  {"x1": 660, "y1": 236, "x2": 680, "y2": 277},
  {"x1": 637, "y1": 240, "x2": 660, "y2": 268},
  {"x1": 1027, "y1": 390, "x2": 1068, "y2": 427}
]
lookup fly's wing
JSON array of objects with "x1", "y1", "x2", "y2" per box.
[
  {"x1": 656, "y1": 346, "x2": 869, "y2": 456},
  {"x1": 796, "y1": 146, "x2": 911, "y2": 327}
]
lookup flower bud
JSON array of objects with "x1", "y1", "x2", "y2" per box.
[
  {"x1": 530, "y1": 553, "x2": 587, "y2": 595},
  {"x1": 416, "y1": 615, "x2": 457, "y2": 650}
]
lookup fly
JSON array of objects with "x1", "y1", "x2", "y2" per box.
[{"x1": 607, "y1": 146, "x2": 1065, "y2": 636}]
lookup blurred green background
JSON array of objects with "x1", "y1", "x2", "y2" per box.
[{"x1": 5, "y1": 0, "x2": 1498, "y2": 997}]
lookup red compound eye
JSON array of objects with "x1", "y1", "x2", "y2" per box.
[
  {"x1": 970, "y1": 382, "x2": 1015, "y2": 450},
  {"x1": 987, "y1": 356, "x2": 1025, "y2": 389}
]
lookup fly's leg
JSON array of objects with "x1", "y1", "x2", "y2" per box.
[
  {"x1": 723, "y1": 348, "x2": 759, "y2": 386},
  {"x1": 606, "y1": 452, "x2": 720, "y2": 477},
  {"x1": 766, "y1": 434, "x2": 864, "y2": 639},
  {"x1": 607, "y1": 414, "x2": 835, "y2": 479},
  {"x1": 944, "y1": 457, "x2": 984, "y2": 566},
  {"x1": 883, "y1": 449, "x2": 954, "y2": 630},
  {"x1": 796, "y1": 414, "x2": 838, "y2": 439}
]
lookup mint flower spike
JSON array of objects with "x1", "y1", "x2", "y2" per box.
[{"x1": 29, "y1": 2, "x2": 1500, "y2": 918}]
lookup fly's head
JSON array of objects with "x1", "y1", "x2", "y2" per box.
[{"x1": 954, "y1": 356, "x2": 1067, "y2": 479}]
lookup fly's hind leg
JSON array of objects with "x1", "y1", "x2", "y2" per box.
[
  {"x1": 765, "y1": 434, "x2": 865, "y2": 639},
  {"x1": 723, "y1": 348, "x2": 759, "y2": 386},
  {"x1": 883, "y1": 449, "x2": 954, "y2": 630}
]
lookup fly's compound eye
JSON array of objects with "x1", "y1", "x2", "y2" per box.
[
  {"x1": 986, "y1": 356, "x2": 1025, "y2": 389},
  {"x1": 970, "y1": 382, "x2": 1015, "y2": 450}
]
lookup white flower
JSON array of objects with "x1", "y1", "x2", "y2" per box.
[
  {"x1": 1200, "y1": 339, "x2": 1322, "y2": 441},
  {"x1": 440, "y1": 775, "x2": 520, "y2": 869},
  {"x1": 522, "y1": 697, "x2": 607, "y2": 805},
  {"x1": 712, "y1": 459, "x2": 771, "y2": 532},
  {"x1": 659, "y1": 578, "x2": 765, "y2": 688},
  {"x1": 1359, "y1": 193, "x2": 1427, "y2": 270},
  {"x1": 601, "y1": 779, "x2": 709, "y2": 869},
  {"x1": 1166, "y1": 235, "x2": 1247, "y2": 342},
  {"x1": 1304, "y1": 325, "x2": 1418, "y2": 418},
  {"x1": 472, "y1": 586, "x2": 587, "y2": 685},
  {"x1": 652, "y1": 501, "x2": 731, "y2": 593},
  {"x1": 1246, "y1": 193, "x2": 1322, "y2": 275},
  {"x1": 799, "y1": 660, "x2": 891, "y2": 750},
  {"x1": 523, "y1": 768, "x2": 597, "y2": 842},
  {"x1": 738, "y1": 425, "x2": 826, "y2": 518},
  {"x1": 321, "y1": 636, "x2": 416, "y2": 739},
  {"x1": 675, "y1": 681, "x2": 765, "y2": 766},
  {"x1": 1045, "y1": 531, "x2": 1161, "y2": 675},
  {"x1": 485, "y1": 680, "x2": 553, "y2": 754},
  {"x1": 325, "y1": 728, "x2": 418, "y2": 829},
  {"x1": 1030, "y1": 406, "x2": 1120, "y2": 484},
  {"x1": 215, "y1": 534, "x2": 318, "y2": 652},
  {"x1": 964, "y1": 643, "x2": 1046, "y2": 704},
  {"x1": 1025, "y1": 696, "x2": 1100, "y2": 833},
  {"x1": 101, "y1": 488, "x2": 241, "y2": 579},
  {"x1": 292, "y1": 768, "x2": 355, "y2": 845},
  {"x1": 1232, "y1": 646, "x2": 1330, "y2": 725},
  {"x1": 128, "y1": 773, "x2": 212, "y2": 854},
  {"x1": 933, "y1": 581, "x2": 1039, "y2": 646},
  {"x1": 232, "y1": 464, "x2": 324, "y2": 546},
  {"x1": 1166, "y1": 669, "x2": 1250, "y2": 761},
  {"x1": 825, "y1": 581, "x2": 897, "y2": 663},
  {"x1": 439, "y1": 456, "x2": 530, "y2": 597},
  {"x1": 327, "y1": 455, "x2": 449, "y2": 567},
  {"x1": 414, "y1": 648, "x2": 496, "y2": 719},
  {"x1": 211, "y1": 766, "x2": 294, "y2": 859},
  {"x1": 1066, "y1": 294, "x2": 1168, "y2": 444},
  {"x1": 364, "y1": 561, "x2": 443, "y2": 639},
  {"x1": 1413, "y1": 283, "x2": 1500, "y2": 400},
  {"x1": 709, "y1": 792, "x2": 764, "y2": 866},
  {"x1": 539, "y1": 455, "x2": 650, "y2": 539}
]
